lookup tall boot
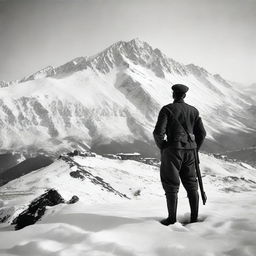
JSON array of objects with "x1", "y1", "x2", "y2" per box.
[
  {"x1": 160, "y1": 193, "x2": 178, "y2": 226},
  {"x1": 188, "y1": 190, "x2": 199, "y2": 223}
]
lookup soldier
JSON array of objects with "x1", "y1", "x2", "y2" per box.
[{"x1": 153, "y1": 84, "x2": 206, "y2": 225}]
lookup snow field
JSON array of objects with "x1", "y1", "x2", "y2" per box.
[
  {"x1": 1, "y1": 191, "x2": 256, "y2": 256},
  {"x1": 0, "y1": 154, "x2": 256, "y2": 255}
]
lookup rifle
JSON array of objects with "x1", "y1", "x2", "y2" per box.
[{"x1": 194, "y1": 150, "x2": 207, "y2": 205}]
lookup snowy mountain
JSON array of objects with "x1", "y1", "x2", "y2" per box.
[
  {"x1": 0, "y1": 39, "x2": 255, "y2": 156},
  {"x1": 1, "y1": 153, "x2": 256, "y2": 255}
]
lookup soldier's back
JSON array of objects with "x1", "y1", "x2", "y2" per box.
[{"x1": 164, "y1": 100, "x2": 199, "y2": 132}]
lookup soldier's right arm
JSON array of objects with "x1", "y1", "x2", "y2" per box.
[
  {"x1": 153, "y1": 107, "x2": 168, "y2": 150},
  {"x1": 193, "y1": 114, "x2": 206, "y2": 150}
]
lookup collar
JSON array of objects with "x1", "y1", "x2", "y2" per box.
[{"x1": 173, "y1": 99, "x2": 185, "y2": 103}]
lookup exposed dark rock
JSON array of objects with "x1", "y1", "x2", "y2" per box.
[
  {"x1": 12, "y1": 188, "x2": 78, "y2": 230},
  {"x1": 67, "y1": 149, "x2": 96, "y2": 157},
  {"x1": 63, "y1": 156, "x2": 129, "y2": 199},
  {"x1": 133, "y1": 189, "x2": 141, "y2": 197},
  {"x1": 70, "y1": 170, "x2": 84, "y2": 179},
  {"x1": 67, "y1": 195, "x2": 79, "y2": 204}
]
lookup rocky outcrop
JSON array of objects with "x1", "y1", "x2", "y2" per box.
[{"x1": 12, "y1": 189, "x2": 79, "y2": 230}]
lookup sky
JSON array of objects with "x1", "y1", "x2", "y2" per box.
[{"x1": 0, "y1": 0, "x2": 255, "y2": 85}]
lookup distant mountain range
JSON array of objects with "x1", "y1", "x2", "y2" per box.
[
  {"x1": 223, "y1": 146, "x2": 256, "y2": 167},
  {"x1": 0, "y1": 38, "x2": 255, "y2": 157}
]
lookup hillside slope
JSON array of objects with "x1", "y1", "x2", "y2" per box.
[{"x1": 0, "y1": 153, "x2": 256, "y2": 222}]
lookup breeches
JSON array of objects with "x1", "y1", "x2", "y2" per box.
[{"x1": 160, "y1": 148, "x2": 198, "y2": 194}]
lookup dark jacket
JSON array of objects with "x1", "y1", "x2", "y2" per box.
[{"x1": 153, "y1": 99, "x2": 206, "y2": 150}]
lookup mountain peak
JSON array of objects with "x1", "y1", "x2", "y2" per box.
[
  {"x1": 128, "y1": 38, "x2": 149, "y2": 48},
  {"x1": 109, "y1": 38, "x2": 150, "y2": 49},
  {"x1": 85, "y1": 38, "x2": 158, "y2": 74}
]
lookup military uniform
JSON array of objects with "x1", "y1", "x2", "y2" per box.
[{"x1": 153, "y1": 84, "x2": 206, "y2": 224}]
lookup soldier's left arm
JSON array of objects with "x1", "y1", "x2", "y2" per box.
[
  {"x1": 193, "y1": 111, "x2": 206, "y2": 150},
  {"x1": 153, "y1": 107, "x2": 168, "y2": 150}
]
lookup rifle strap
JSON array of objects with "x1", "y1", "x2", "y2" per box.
[{"x1": 165, "y1": 106, "x2": 194, "y2": 142}]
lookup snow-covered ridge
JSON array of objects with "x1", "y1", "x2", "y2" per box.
[{"x1": 20, "y1": 66, "x2": 55, "y2": 83}]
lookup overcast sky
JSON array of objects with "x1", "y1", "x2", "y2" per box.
[{"x1": 0, "y1": 0, "x2": 255, "y2": 85}]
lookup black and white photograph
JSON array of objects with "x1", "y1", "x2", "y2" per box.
[{"x1": 0, "y1": 0, "x2": 255, "y2": 255}]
